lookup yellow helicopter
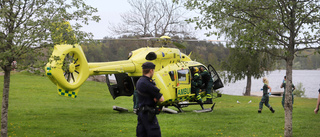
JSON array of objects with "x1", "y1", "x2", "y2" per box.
[{"x1": 45, "y1": 36, "x2": 224, "y2": 113}]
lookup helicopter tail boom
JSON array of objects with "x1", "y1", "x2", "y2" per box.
[{"x1": 88, "y1": 60, "x2": 136, "y2": 75}]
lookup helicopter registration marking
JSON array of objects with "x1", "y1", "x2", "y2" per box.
[{"x1": 177, "y1": 88, "x2": 191, "y2": 96}]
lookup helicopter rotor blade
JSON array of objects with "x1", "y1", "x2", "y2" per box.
[
  {"x1": 74, "y1": 58, "x2": 79, "y2": 64},
  {"x1": 71, "y1": 73, "x2": 75, "y2": 82},
  {"x1": 172, "y1": 41, "x2": 186, "y2": 49},
  {"x1": 67, "y1": 73, "x2": 70, "y2": 82}
]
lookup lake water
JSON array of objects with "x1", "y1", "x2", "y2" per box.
[
  {"x1": 106, "y1": 70, "x2": 319, "y2": 98},
  {"x1": 220, "y1": 70, "x2": 320, "y2": 98}
]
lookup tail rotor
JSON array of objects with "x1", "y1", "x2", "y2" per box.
[{"x1": 45, "y1": 44, "x2": 89, "y2": 98}]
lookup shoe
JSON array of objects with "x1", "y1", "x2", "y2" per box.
[
  {"x1": 133, "y1": 109, "x2": 137, "y2": 114},
  {"x1": 269, "y1": 107, "x2": 275, "y2": 113},
  {"x1": 258, "y1": 110, "x2": 261, "y2": 113}
]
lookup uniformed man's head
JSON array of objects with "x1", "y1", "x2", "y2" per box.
[{"x1": 142, "y1": 62, "x2": 156, "y2": 77}]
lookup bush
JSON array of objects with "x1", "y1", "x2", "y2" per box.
[{"x1": 293, "y1": 82, "x2": 305, "y2": 97}]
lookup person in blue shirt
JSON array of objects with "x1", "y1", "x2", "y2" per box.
[
  {"x1": 258, "y1": 77, "x2": 275, "y2": 113},
  {"x1": 136, "y1": 62, "x2": 164, "y2": 137}
]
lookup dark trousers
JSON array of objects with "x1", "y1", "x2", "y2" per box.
[
  {"x1": 259, "y1": 95, "x2": 271, "y2": 109},
  {"x1": 205, "y1": 81, "x2": 213, "y2": 95},
  {"x1": 136, "y1": 112, "x2": 161, "y2": 137},
  {"x1": 282, "y1": 92, "x2": 294, "y2": 108}
]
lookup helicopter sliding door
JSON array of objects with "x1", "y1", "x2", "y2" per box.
[
  {"x1": 106, "y1": 73, "x2": 134, "y2": 99},
  {"x1": 208, "y1": 64, "x2": 224, "y2": 90}
]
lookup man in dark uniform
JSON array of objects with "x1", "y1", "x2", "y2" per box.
[
  {"x1": 200, "y1": 67, "x2": 213, "y2": 103},
  {"x1": 136, "y1": 62, "x2": 164, "y2": 137},
  {"x1": 191, "y1": 67, "x2": 202, "y2": 103}
]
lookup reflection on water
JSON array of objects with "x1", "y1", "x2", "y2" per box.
[{"x1": 220, "y1": 70, "x2": 320, "y2": 98}]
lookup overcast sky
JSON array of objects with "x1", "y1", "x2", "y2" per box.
[{"x1": 78, "y1": 0, "x2": 223, "y2": 40}]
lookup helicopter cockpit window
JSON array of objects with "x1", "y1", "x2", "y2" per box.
[
  {"x1": 169, "y1": 71, "x2": 175, "y2": 81},
  {"x1": 177, "y1": 69, "x2": 189, "y2": 82}
]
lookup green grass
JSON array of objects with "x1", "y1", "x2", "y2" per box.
[{"x1": 0, "y1": 72, "x2": 319, "y2": 137}]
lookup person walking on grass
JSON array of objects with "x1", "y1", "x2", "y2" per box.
[
  {"x1": 314, "y1": 88, "x2": 320, "y2": 114},
  {"x1": 258, "y1": 77, "x2": 275, "y2": 113}
]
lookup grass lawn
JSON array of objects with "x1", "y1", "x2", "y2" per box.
[{"x1": 0, "y1": 72, "x2": 319, "y2": 137}]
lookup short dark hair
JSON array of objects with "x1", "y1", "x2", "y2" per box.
[
  {"x1": 142, "y1": 62, "x2": 155, "y2": 69},
  {"x1": 284, "y1": 76, "x2": 286, "y2": 79},
  {"x1": 143, "y1": 69, "x2": 152, "y2": 75}
]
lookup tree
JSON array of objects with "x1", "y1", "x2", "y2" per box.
[
  {"x1": 222, "y1": 47, "x2": 275, "y2": 96},
  {"x1": 109, "y1": 0, "x2": 194, "y2": 38},
  {"x1": 179, "y1": 0, "x2": 320, "y2": 136},
  {"x1": 0, "y1": 0, "x2": 100, "y2": 136}
]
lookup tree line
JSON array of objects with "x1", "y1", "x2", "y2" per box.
[
  {"x1": 79, "y1": 40, "x2": 320, "y2": 70},
  {"x1": 10, "y1": 39, "x2": 320, "y2": 71}
]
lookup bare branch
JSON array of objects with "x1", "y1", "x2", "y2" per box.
[{"x1": 110, "y1": 0, "x2": 192, "y2": 38}]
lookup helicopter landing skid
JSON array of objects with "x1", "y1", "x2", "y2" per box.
[
  {"x1": 162, "y1": 107, "x2": 179, "y2": 114},
  {"x1": 194, "y1": 103, "x2": 216, "y2": 113},
  {"x1": 173, "y1": 102, "x2": 216, "y2": 113},
  {"x1": 113, "y1": 106, "x2": 129, "y2": 112}
]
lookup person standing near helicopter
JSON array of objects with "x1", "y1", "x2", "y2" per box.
[
  {"x1": 200, "y1": 67, "x2": 213, "y2": 103},
  {"x1": 191, "y1": 67, "x2": 202, "y2": 103},
  {"x1": 136, "y1": 62, "x2": 164, "y2": 137}
]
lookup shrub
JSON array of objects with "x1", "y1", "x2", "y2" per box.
[{"x1": 293, "y1": 82, "x2": 305, "y2": 97}]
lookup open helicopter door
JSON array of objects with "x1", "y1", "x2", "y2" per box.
[
  {"x1": 208, "y1": 64, "x2": 224, "y2": 90},
  {"x1": 106, "y1": 73, "x2": 134, "y2": 99}
]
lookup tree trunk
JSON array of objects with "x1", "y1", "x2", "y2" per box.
[
  {"x1": 1, "y1": 68, "x2": 11, "y2": 137},
  {"x1": 284, "y1": 50, "x2": 294, "y2": 137},
  {"x1": 244, "y1": 74, "x2": 251, "y2": 96}
]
